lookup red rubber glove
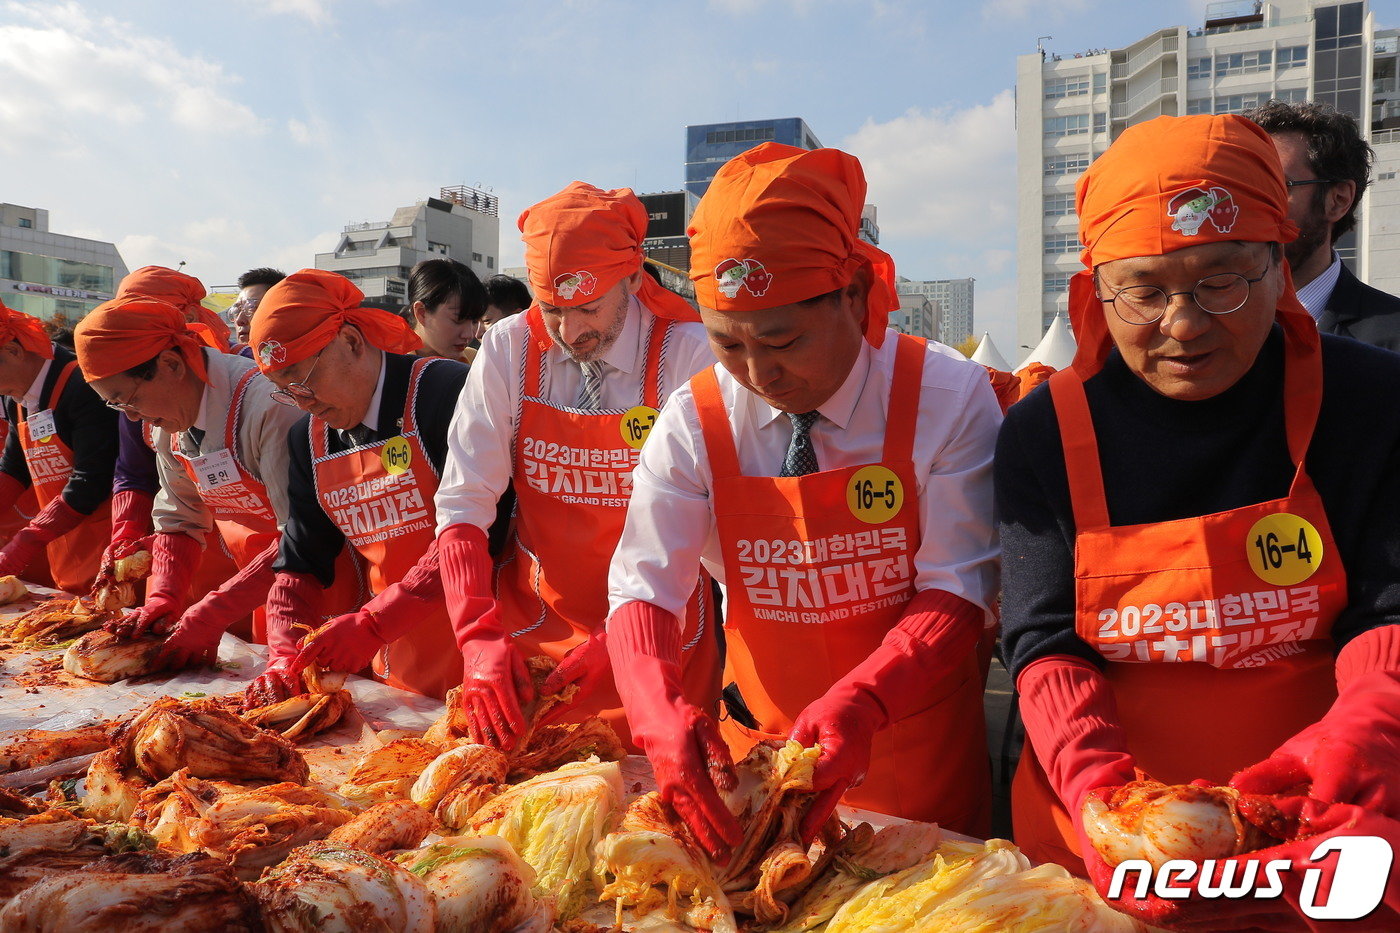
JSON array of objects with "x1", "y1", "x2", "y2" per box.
[
  {"x1": 246, "y1": 571, "x2": 325, "y2": 705},
  {"x1": 539, "y1": 630, "x2": 610, "y2": 723},
  {"x1": 1231, "y1": 665, "x2": 1400, "y2": 818},
  {"x1": 1084, "y1": 793, "x2": 1400, "y2": 931},
  {"x1": 98, "y1": 489, "x2": 154, "y2": 577},
  {"x1": 440, "y1": 522, "x2": 532, "y2": 751},
  {"x1": 609, "y1": 600, "x2": 741, "y2": 863},
  {"x1": 107, "y1": 532, "x2": 202, "y2": 638},
  {"x1": 1017, "y1": 655, "x2": 1139, "y2": 838},
  {"x1": 293, "y1": 541, "x2": 444, "y2": 674},
  {"x1": 790, "y1": 589, "x2": 984, "y2": 843},
  {"x1": 0, "y1": 496, "x2": 86, "y2": 578},
  {"x1": 158, "y1": 539, "x2": 279, "y2": 667}
]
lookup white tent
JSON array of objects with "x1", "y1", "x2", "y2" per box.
[
  {"x1": 968, "y1": 332, "x2": 1011, "y2": 371},
  {"x1": 1018, "y1": 313, "x2": 1077, "y2": 371}
]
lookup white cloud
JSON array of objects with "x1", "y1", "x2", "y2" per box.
[
  {"x1": 0, "y1": 1, "x2": 263, "y2": 151},
  {"x1": 239, "y1": 0, "x2": 337, "y2": 25},
  {"x1": 842, "y1": 91, "x2": 1016, "y2": 243}
]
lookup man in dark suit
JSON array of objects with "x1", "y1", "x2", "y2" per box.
[{"x1": 1247, "y1": 100, "x2": 1400, "y2": 352}]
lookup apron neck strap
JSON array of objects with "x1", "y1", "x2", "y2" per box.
[
  {"x1": 1050, "y1": 315, "x2": 1325, "y2": 532},
  {"x1": 883, "y1": 335, "x2": 925, "y2": 463},
  {"x1": 227, "y1": 368, "x2": 260, "y2": 455},
  {"x1": 521, "y1": 311, "x2": 669, "y2": 407},
  {"x1": 691, "y1": 367, "x2": 742, "y2": 480},
  {"x1": 401, "y1": 357, "x2": 436, "y2": 435}
]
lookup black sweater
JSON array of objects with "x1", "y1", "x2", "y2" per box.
[
  {"x1": 0, "y1": 346, "x2": 118, "y2": 514},
  {"x1": 998, "y1": 328, "x2": 1400, "y2": 679},
  {"x1": 275, "y1": 353, "x2": 469, "y2": 586}
]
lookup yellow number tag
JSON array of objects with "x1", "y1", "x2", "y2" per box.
[
  {"x1": 1246, "y1": 512, "x2": 1323, "y2": 586},
  {"x1": 619, "y1": 406, "x2": 660, "y2": 450},
  {"x1": 846, "y1": 465, "x2": 904, "y2": 525},
  {"x1": 380, "y1": 436, "x2": 413, "y2": 475}
]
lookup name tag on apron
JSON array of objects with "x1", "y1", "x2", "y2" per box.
[
  {"x1": 27, "y1": 410, "x2": 56, "y2": 442},
  {"x1": 192, "y1": 448, "x2": 239, "y2": 492}
]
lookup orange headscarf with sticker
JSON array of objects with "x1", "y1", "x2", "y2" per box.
[
  {"x1": 1070, "y1": 114, "x2": 1307, "y2": 376},
  {"x1": 74, "y1": 296, "x2": 222, "y2": 382},
  {"x1": 519, "y1": 182, "x2": 697, "y2": 329},
  {"x1": 0, "y1": 300, "x2": 53, "y2": 359},
  {"x1": 117, "y1": 266, "x2": 232, "y2": 350},
  {"x1": 688, "y1": 142, "x2": 899, "y2": 348},
  {"x1": 249, "y1": 268, "x2": 421, "y2": 372}
]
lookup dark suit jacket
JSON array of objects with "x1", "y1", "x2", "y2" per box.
[{"x1": 1318, "y1": 264, "x2": 1400, "y2": 353}]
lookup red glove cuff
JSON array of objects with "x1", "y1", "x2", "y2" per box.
[
  {"x1": 108, "y1": 489, "x2": 154, "y2": 543},
  {"x1": 148, "y1": 532, "x2": 203, "y2": 602},
  {"x1": 1016, "y1": 655, "x2": 1137, "y2": 817},
  {"x1": 1336, "y1": 625, "x2": 1400, "y2": 691},
  {"x1": 28, "y1": 496, "x2": 87, "y2": 541},
  {"x1": 266, "y1": 571, "x2": 325, "y2": 663},
  {"x1": 607, "y1": 600, "x2": 682, "y2": 664},
  {"x1": 439, "y1": 523, "x2": 498, "y2": 639}
]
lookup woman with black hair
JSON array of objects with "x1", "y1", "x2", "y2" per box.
[{"x1": 407, "y1": 259, "x2": 488, "y2": 361}]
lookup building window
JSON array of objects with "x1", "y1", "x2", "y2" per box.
[
  {"x1": 17, "y1": 218, "x2": 31, "y2": 229},
  {"x1": 1215, "y1": 93, "x2": 1268, "y2": 114},
  {"x1": 1044, "y1": 234, "x2": 1079, "y2": 254},
  {"x1": 472, "y1": 252, "x2": 483, "y2": 263},
  {"x1": 487, "y1": 256, "x2": 495, "y2": 268},
  {"x1": 1045, "y1": 76, "x2": 1090, "y2": 98},
  {"x1": 1044, "y1": 273, "x2": 1072, "y2": 293},
  {"x1": 1044, "y1": 113, "x2": 1091, "y2": 137},
  {"x1": 1044, "y1": 193, "x2": 1076, "y2": 216},
  {"x1": 1378, "y1": 171, "x2": 1397, "y2": 181},
  {"x1": 1044, "y1": 154, "x2": 1090, "y2": 176},
  {"x1": 1277, "y1": 45, "x2": 1308, "y2": 69},
  {"x1": 704, "y1": 126, "x2": 776, "y2": 145},
  {"x1": 1187, "y1": 97, "x2": 1211, "y2": 114},
  {"x1": 1093, "y1": 112, "x2": 1107, "y2": 134},
  {"x1": 1093, "y1": 72, "x2": 1106, "y2": 94},
  {"x1": 427, "y1": 241, "x2": 449, "y2": 256},
  {"x1": 1215, "y1": 49, "x2": 1272, "y2": 77},
  {"x1": 1187, "y1": 56, "x2": 1211, "y2": 80}
]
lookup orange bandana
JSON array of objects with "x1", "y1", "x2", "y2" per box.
[
  {"x1": 1070, "y1": 114, "x2": 1306, "y2": 375},
  {"x1": 519, "y1": 182, "x2": 697, "y2": 324},
  {"x1": 117, "y1": 265, "x2": 232, "y2": 350},
  {"x1": 0, "y1": 301, "x2": 52, "y2": 359},
  {"x1": 74, "y1": 296, "x2": 220, "y2": 382},
  {"x1": 688, "y1": 142, "x2": 899, "y2": 347},
  {"x1": 249, "y1": 269, "x2": 421, "y2": 372}
]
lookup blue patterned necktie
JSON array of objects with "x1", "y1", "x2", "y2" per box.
[
  {"x1": 780, "y1": 411, "x2": 821, "y2": 477},
  {"x1": 577, "y1": 361, "x2": 603, "y2": 410}
]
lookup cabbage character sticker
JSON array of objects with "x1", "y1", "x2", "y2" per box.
[
  {"x1": 1167, "y1": 186, "x2": 1239, "y2": 236},
  {"x1": 553, "y1": 271, "x2": 598, "y2": 301},
  {"x1": 714, "y1": 258, "x2": 774, "y2": 299}
]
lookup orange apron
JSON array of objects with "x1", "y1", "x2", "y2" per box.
[
  {"x1": 17, "y1": 362, "x2": 111, "y2": 594},
  {"x1": 1012, "y1": 315, "x2": 1347, "y2": 874},
  {"x1": 143, "y1": 419, "x2": 242, "y2": 628},
  {"x1": 498, "y1": 312, "x2": 720, "y2": 745},
  {"x1": 168, "y1": 370, "x2": 283, "y2": 644},
  {"x1": 0, "y1": 417, "x2": 50, "y2": 588},
  {"x1": 694, "y1": 334, "x2": 990, "y2": 835},
  {"x1": 309, "y1": 358, "x2": 455, "y2": 699}
]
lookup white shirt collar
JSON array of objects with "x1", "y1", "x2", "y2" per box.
[
  {"x1": 360, "y1": 351, "x2": 387, "y2": 432},
  {"x1": 759, "y1": 339, "x2": 872, "y2": 431},
  {"x1": 1294, "y1": 251, "x2": 1343, "y2": 323},
  {"x1": 19, "y1": 358, "x2": 53, "y2": 412}
]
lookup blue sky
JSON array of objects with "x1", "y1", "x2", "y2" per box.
[{"x1": 2, "y1": 0, "x2": 1396, "y2": 350}]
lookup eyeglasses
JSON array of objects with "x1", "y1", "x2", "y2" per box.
[
  {"x1": 1285, "y1": 178, "x2": 1337, "y2": 189},
  {"x1": 268, "y1": 352, "x2": 323, "y2": 407},
  {"x1": 1098, "y1": 253, "x2": 1274, "y2": 326},
  {"x1": 231, "y1": 297, "x2": 261, "y2": 316},
  {"x1": 104, "y1": 381, "x2": 145, "y2": 413}
]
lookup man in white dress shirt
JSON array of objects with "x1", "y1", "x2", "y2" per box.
[
  {"x1": 434, "y1": 182, "x2": 721, "y2": 750},
  {"x1": 604, "y1": 144, "x2": 1001, "y2": 860}
]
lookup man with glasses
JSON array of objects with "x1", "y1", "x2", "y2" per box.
[
  {"x1": 230, "y1": 267, "x2": 286, "y2": 351},
  {"x1": 1246, "y1": 99, "x2": 1400, "y2": 350},
  {"x1": 0, "y1": 300, "x2": 117, "y2": 593},
  {"x1": 999, "y1": 114, "x2": 1400, "y2": 927},
  {"x1": 243, "y1": 268, "x2": 467, "y2": 702},
  {"x1": 73, "y1": 295, "x2": 313, "y2": 662}
]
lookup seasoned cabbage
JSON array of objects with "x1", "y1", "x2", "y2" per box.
[
  {"x1": 253, "y1": 841, "x2": 435, "y2": 933},
  {"x1": 398, "y1": 834, "x2": 553, "y2": 932}
]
